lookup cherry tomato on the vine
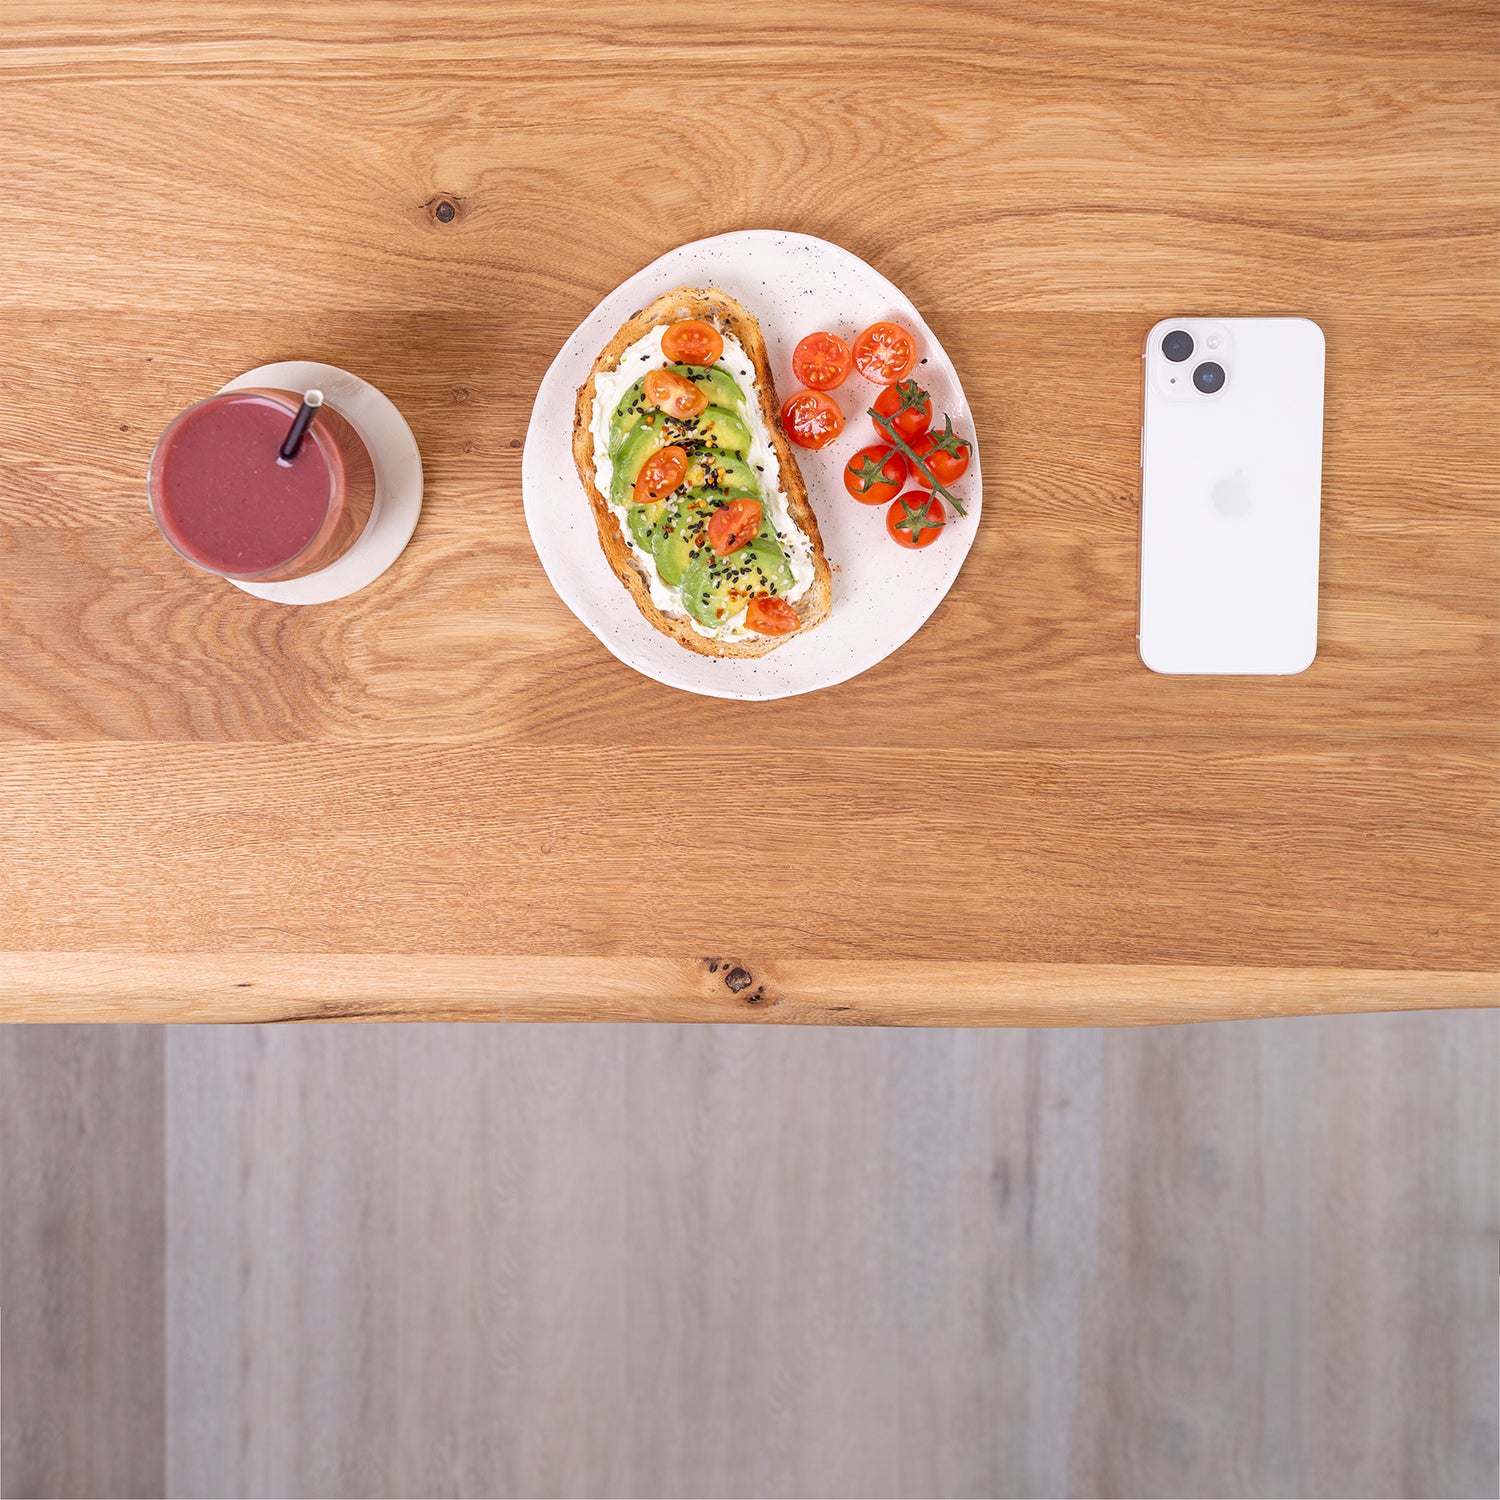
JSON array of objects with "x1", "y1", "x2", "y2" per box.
[
  {"x1": 909, "y1": 417, "x2": 972, "y2": 489},
  {"x1": 871, "y1": 379, "x2": 932, "y2": 445},
  {"x1": 843, "y1": 445, "x2": 907, "y2": 506},
  {"x1": 886, "y1": 491, "x2": 946, "y2": 549}
]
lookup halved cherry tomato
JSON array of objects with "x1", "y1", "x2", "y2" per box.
[
  {"x1": 872, "y1": 379, "x2": 932, "y2": 444},
  {"x1": 886, "y1": 491, "x2": 946, "y2": 549},
  {"x1": 633, "y1": 444, "x2": 689, "y2": 505},
  {"x1": 744, "y1": 596, "x2": 800, "y2": 635},
  {"x1": 843, "y1": 445, "x2": 907, "y2": 506},
  {"x1": 792, "y1": 331, "x2": 853, "y2": 391},
  {"x1": 909, "y1": 417, "x2": 972, "y2": 489},
  {"x1": 779, "y1": 389, "x2": 844, "y2": 450},
  {"x1": 852, "y1": 321, "x2": 919, "y2": 385},
  {"x1": 707, "y1": 497, "x2": 763, "y2": 556},
  {"x1": 660, "y1": 319, "x2": 723, "y2": 367},
  {"x1": 644, "y1": 368, "x2": 708, "y2": 419}
]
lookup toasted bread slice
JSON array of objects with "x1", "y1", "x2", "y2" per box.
[{"x1": 572, "y1": 286, "x2": 833, "y2": 658}]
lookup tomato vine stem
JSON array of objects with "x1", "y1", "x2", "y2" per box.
[{"x1": 867, "y1": 409, "x2": 969, "y2": 517}]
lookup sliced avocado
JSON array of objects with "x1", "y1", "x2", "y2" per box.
[
  {"x1": 678, "y1": 536, "x2": 796, "y2": 630},
  {"x1": 625, "y1": 500, "x2": 667, "y2": 552},
  {"x1": 678, "y1": 487, "x2": 763, "y2": 523},
  {"x1": 681, "y1": 404, "x2": 752, "y2": 456},
  {"x1": 608, "y1": 367, "x2": 745, "y2": 455},
  {"x1": 607, "y1": 378, "x2": 651, "y2": 455},
  {"x1": 678, "y1": 495, "x2": 735, "y2": 519},
  {"x1": 631, "y1": 491, "x2": 783, "y2": 589},
  {"x1": 642, "y1": 490, "x2": 781, "y2": 580},
  {"x1": 650, "y1": 496, "x2": 716, "y2": 587},
  {"x1": 681, "y1": 490, "x2": 776, "y2": 545},
  {"x1": 609, "y1": 416, "x2": 674, "y2": 506},
  {"x1": 737, "y1": 536, "x2": 795, "y2": 595},
  {"x1": 679, "y1": 553, "x2": 750, "y2": 630},
  {"x1": 683, "y1": 451, "x2": 759, "y2": 495},
  {"x1": 652, "y1": 528, "x2": 696, "y2": 589},
  {"x1": 610, "y1": 403, "x2": 754, "y2": 506},
  {"x1": 670, "y1": 363, "x2": 745, "y2": 412},
  {"x1": 684, "y1": 489, "x2": 778, "y2": 547}
]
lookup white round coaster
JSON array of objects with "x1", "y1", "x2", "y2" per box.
[{"x1": 217, "y1": 361, "x2": 423, "y2": 605}]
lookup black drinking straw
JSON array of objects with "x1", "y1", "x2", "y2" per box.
[{"x1": 277, "y1": 389, "x2": 323, "y2": 464}]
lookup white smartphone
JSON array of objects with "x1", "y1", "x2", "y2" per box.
[{"x1": 1139, "y1": 316, "x2": 1325, "y2": 674}]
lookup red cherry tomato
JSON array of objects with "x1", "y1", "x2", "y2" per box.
[
  {"x1": 707, "y1": 497, "x2": 763, "y2": 556},
  {"x1": 660, "y1": 319, "x2": 724, "y2": 367},
  {"x1": 791, "y1": 331, "x2": 853, "y2": 391},
  {"x1": 886, "y1": 492, "x2": 946, "y2": 549},
  {"x1": 744, "y1": 596, "x2": 800, "y2": 635},
  {"x1": 909, "y1": 417, "x2": 972, "y2": 489},
  {"x1": 644, "y1": 368, "x2": 709, "y2": 419},
  {"x1": 779, "y1": 389, "x2": 844, "y2": 450},
  {"x1": 871, "y1": 379, "x2": 932, "y2": 444},
  {"x1": 632, "y1": 444, "x2": 689, "y2": 506},
  {"x1": 842, "y1": 445, "x2": 907, "y2": 506},
  {"x1": 852, "y1": 322, "x2": 919, "y2": 385}
]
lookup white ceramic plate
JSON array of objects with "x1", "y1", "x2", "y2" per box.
[{"x1": 522, "y1": 230, "x2": 982, "y2": 700}]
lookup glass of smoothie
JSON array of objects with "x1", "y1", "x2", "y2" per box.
[{"x1": 147, "y1": 388, "x2": 377, "y2": 582}]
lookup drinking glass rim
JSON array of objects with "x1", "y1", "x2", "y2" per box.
[{"x1": 146, "y1": 388, "x2": 348, "y2": 580}]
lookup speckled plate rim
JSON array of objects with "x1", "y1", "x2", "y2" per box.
[{"x1": 522, "y1": 230, "x2": 982, "y2": 700}]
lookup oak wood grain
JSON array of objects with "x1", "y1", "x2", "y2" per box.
[
  {"x1": 0, "y1": 0, "x2": 1495, "y2": 1022},
  {"x1": 3, "y1": 2, "x2": 1496, "y2": 84},
  {"x1": 1, "y1": 953, "x2": 1494, "y2": 1026}
]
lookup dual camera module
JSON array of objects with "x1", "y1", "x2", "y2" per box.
[{"x1": 1162, "y1": 329, "x2": 1225, "y2": 394}]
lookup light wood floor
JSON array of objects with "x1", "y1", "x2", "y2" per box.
[{"x1": 3, "y1": 1015, "x2": 1496, "y2": 1499}]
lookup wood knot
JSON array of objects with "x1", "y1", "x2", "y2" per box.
[
  {"x1": 426, "y1": 194, "x2": 462, "y2": 224},
  {"x1": 703, "y1": 958, "x2": 773, "y2": 1006}
]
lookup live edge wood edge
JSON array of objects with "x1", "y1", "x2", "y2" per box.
[{"x1": 0, "y1": 955, "x2": 1492, "y2": 1026}]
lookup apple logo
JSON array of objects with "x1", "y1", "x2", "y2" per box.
[{"x1": 1212, "y1": 472, "x2": 1251, "y2": 517}]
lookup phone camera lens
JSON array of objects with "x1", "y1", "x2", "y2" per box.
[
  {"x1": 1162, "y1": 329, "x2": 1194, "y2": 362},
  {"x1": 1193, "y1": 361, "x2": 1226, "y2": 394}
]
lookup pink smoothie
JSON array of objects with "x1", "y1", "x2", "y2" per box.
[{"x1": 148, "y1": 390, "x2": 376, "y2": 581}]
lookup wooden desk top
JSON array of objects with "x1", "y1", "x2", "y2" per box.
[{"x1": 2, "y1": 2, "x2": 1495, "y2": 1024}]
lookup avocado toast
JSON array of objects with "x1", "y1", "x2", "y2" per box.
[{"x1": 571, "y1": 286, "x2": 833, "y2": 657}]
